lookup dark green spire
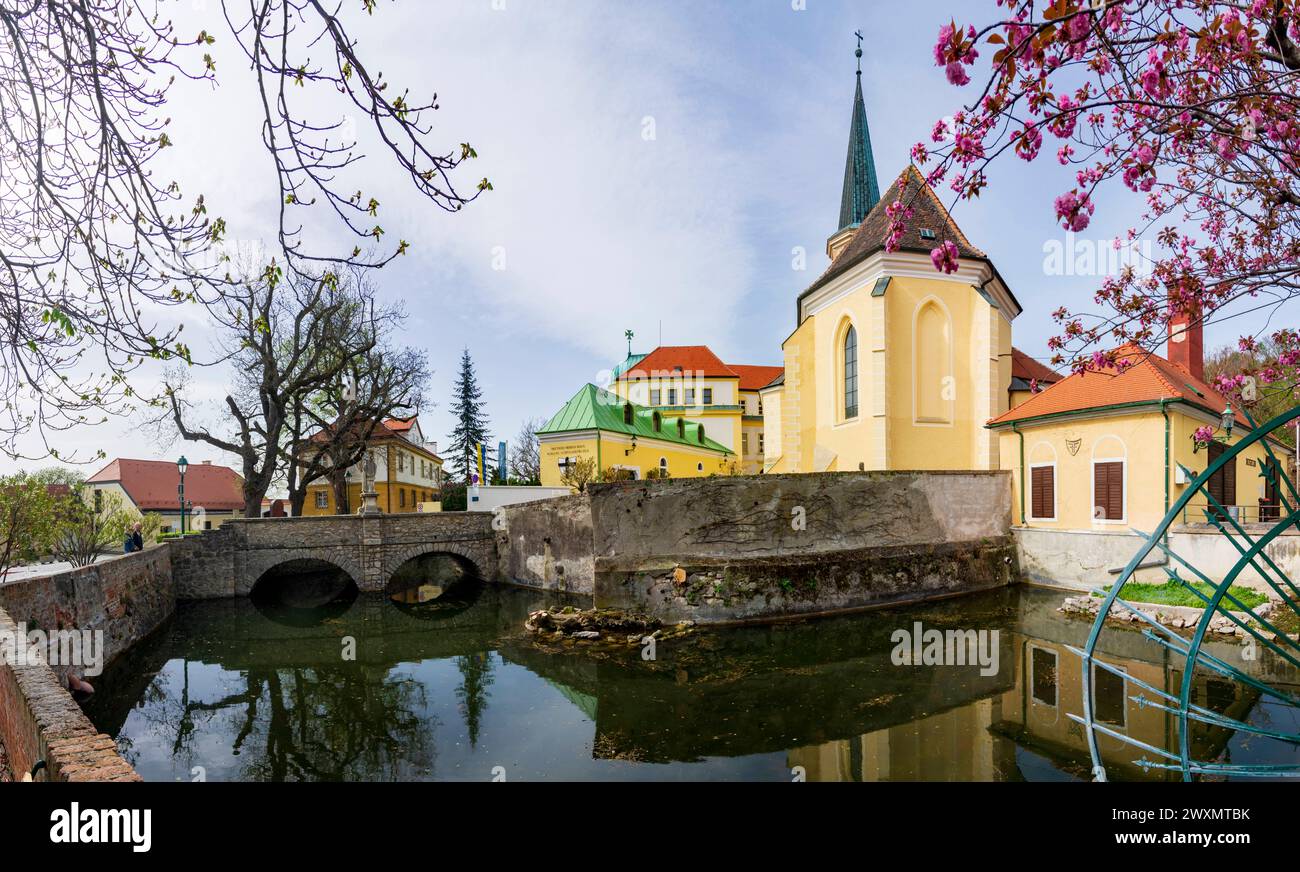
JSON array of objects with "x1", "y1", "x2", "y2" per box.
[{"x1": 837, "y1": 34, "x2": 881, "y2": 233}]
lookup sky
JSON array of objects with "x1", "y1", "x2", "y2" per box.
[{"x1": 3, "y1": 0, "x2": 1290, "y2": 479}]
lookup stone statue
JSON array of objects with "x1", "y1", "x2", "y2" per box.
[{"x1": 362, "y1": 451, "x2": 377, "y2": 491}]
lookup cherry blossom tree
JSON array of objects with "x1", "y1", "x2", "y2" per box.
[{"x1": 911, "y1": 0, "x2": 1300, "y2": 412}]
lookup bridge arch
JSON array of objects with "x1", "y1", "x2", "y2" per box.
[
  {"x1": 240, "y1": 546, "x2": 365, "y2": 598},
  {"x1": 381, "y1": 542, "x2": 491, "y2": 589}
]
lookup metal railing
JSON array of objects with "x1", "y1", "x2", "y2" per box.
[{"x1": 1179, "y1": 500, "x2": 1285, "y2": 526}]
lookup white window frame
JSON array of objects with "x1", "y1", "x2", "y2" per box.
[
  {"x1": 314, "y1": 491, "x2": 329, "y2": 509},
  {"x1": 1090, "y1": 436, "x2": 1128, "y2": 526}
]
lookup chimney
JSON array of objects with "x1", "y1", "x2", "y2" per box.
[{"x1": 1168, "y1": 302, "x2": 1204, "y2": 381}]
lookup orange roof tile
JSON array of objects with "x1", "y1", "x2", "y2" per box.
[
  {"x1": 1011, "y1": 348, "x2": 1061, "y2": 385},
  {"x1": 989, "y1": 344, "x2": 1245, "y2": 427},
  {"x1": 618, "y1": 346, "x2": 738, "y2": 380},
  {"x1": 728, "y1": 364, "x2": 784, "y2": 392},
  {"x1": 87, "y1": 458, "x2": 246, "y2": 512}
]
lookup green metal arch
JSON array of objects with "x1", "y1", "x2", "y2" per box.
[{"x1": 1081, "y1": 403, "x2": 1300, "y2": 781}]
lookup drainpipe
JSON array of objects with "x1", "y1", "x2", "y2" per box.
[
  {"x1": 596, "y1": 431, "x2": 603, "y2": 480},
  {"x1": 1012, "y1": 421, "x2": 1025, "y2": 525}
]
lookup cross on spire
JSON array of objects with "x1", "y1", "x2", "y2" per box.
[{"x1": 855, "y1": 30, "x2": 863, "y2": 75}]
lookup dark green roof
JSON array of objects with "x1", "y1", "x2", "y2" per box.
[
  {"x1": 539, "y1": 384, "x2": 733, "y2": 454},
  {"x1": 838, "y1": 73, "x2": 881, "y2": 233}
]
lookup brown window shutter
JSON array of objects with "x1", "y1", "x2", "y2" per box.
[
  {"x1": 1095, "y1": 461, "x2": 1123, "y2": 520},
  {"x1": 1031, "y1": 466, "x2": 1054, "y2": 519},
  {"x1": 1223, "y1": 451, "x2": 1236, "y2": 508}
]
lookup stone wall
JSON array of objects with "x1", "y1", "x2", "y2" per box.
[
  {"x1": 1014, "y1": 524, "x2": 1300, "y2": 591},
  {"x1": 496, "y1": 493, "x2": 595, "y2": 593},
  {"x1": 498, "y1": 471, "x2": 1017, "y2": 622},
  {"x1": 0, "y1": 545, "x2": 175, "y2": 681},
  {"x1": 0, "y1": 547, "x2": 173, "y2": 782}
]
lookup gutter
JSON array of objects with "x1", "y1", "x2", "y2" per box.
[{"x1": 1013, "y1": 420, "x2": 1025, "y2": 524}]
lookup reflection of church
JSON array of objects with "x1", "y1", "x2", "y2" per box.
[{"x1": 761, "y1": 49, "x2": 1024, "y2": 474}]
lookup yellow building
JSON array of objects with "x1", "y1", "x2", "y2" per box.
[
  {"x1": 609, "y1": 346, "x2": 781, "y2": 475},
  {"x1": 988, "y1": 341, "x2": 1286, "y2": 533},
  {"x1": 299, "y1": 416, "x2": 445, "y2": 515},
  {"x1": 538, "y1": 384, "x2": 734, "y2": 487},
  {"x1": 762, "y1": 62, "x2": 1025, "y2": 474}
]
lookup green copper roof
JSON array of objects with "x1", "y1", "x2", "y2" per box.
[
  {"x1": 611, "y1": 352, "x2": 646, "y2": 380},
  {"x1": 539, "y1": 384, "x2": 733, "y2": 454},
  {"x1": 837, "y1": 73, "x2": 881, "y2": 233}
]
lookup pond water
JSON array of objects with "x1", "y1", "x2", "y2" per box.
[{"x1": 82, "y1": 566, "x2": 1300, "y2": 782}]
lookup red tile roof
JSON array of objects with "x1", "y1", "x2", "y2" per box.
[
  {"x1": 384, "y1": 417, "x2": 415, "y2": 432},
  {"x1": 729, "y1": 364, "x2": 785, "y2": 392},
  {"x1": 618, "y1": 346, "x2": 739, "y2": 380},
  {"x1": 1011, "y1": 348, "x2": 1061, "y2": 385},
  {"x1": 86, "y1": 458, "x2": 246, "y2": 512},
  {"x1": 989, "y1": 344, "x2": 1246, "y2": 427},
  {"x1": 304, "y1": 418, "x2": 441, "y2": 461}
]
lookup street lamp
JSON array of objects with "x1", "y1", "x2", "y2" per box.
[
  {"x1": 1221, "y1": 403, "x2": 1235, "y2": 439},
  {"x1": 177, "y1": 455, "x2": 189, "y2": 535}
]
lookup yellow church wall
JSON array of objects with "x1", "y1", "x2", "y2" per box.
[
  {"x1": 883, "y1": 275, "x2": 1006, "y2": 471},
  {"x1": 539, "y1": 432, "x2": 733, "y2": 488},
  {"x1": 996, "y1": 407, "x2": 1278, "y2": 531}
]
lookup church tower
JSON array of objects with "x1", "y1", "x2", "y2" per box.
[
  {"x1": 760, "y1": 36, "x2": 1022, "y2": 477},
  {"x1": 827, "y1": 35, "x2": 881, "y2": 261}
]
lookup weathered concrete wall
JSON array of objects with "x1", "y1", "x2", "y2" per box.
[
  {"x1": 498, "y1": 471, "x2": 1016, "y2": 622},
  {"x1": 588, "y1": 471, "x2": 1010, "y2": 563},
  {"x1": 496, "y1": 494, "x2": 595, "y2": 594},
  {"x1": 169, "y1": 512, "x2": 498, "y2": 599},
  {"x1": 1014, "y1": 525, "x2": 1300, "y2": 591}
]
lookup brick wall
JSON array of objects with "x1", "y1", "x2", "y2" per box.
[{"x1": 0, "y1": 547, "x2": 176, "y2": 781}]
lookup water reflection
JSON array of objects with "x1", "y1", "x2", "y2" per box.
[{"x1": 82, "y1": 586, "x2": 1300, "y2": 781}]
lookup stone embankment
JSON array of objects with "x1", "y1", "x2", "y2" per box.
[{"x1": 1059, "y1": 593, "x2": 1280, "y2": 639}]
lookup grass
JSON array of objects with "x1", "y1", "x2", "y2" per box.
[{"x1": 1093, "y1": 579, "x2": 1269, "y2": 610}]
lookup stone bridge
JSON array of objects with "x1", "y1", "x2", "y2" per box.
[{"x1": 169, "y1": 512, "x2": 499, "y2": 599}]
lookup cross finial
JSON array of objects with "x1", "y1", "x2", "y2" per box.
[
  {"x1": 854, "y1": 30, "x2": 863, "y2": 75},
  {"x1": 624, "y1": 329, "x2": 634, "y2": 356}
]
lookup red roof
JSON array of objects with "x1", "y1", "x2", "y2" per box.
[
  {"x1": 619, "y1": 346, "x2": 739, "y2": 380},
  {"x1": 384, "y1": 417, "x2": 415, "y2": 432},
  {"x1": 86, "y1": 458, "x2": 245, "y2": 512},
  {"x1": 1011, "y1": 348, "x2": 1061, "y2": 385},
  {"x1": 728, "y1": 364, "x2": 785, "y2": 391},
  {"x1": 989, "y1": 344, "x2": 1246, "y2": 427}
]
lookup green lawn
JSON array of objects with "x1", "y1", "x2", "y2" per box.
[{"x1": 1093, "y1": 579, "x2": 1269, "y2": 610}]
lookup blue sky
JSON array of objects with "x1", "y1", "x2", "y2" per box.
[{"x1": 5, "y1": 0, "x2": 1283, "y2": 477}]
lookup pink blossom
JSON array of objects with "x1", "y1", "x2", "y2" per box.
[
  {"x1": 946, "y1": 61, "x2": 970, "y2": 86},
  {"x1": 930, "y1": 239, "x2": 960, "y2": 274},
  {"x1": 1054, "y1": 190, "x2": 1095, "y2": 232}
]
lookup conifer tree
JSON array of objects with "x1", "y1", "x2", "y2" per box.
[{"x1": 447, "y1": 348, "x2": 492, "y2": 483}]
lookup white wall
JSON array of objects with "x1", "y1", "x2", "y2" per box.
[{"x1": 470, "y1": 486, "x2": 570, "y2": 511}]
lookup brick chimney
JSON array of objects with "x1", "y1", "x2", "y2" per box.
[{"x1": 1168, "y1": 304, "x2": 1204, "y2": 381}]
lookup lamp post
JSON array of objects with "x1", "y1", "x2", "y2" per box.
[{"x1": 177, "y1": 455, "x2": 189, "y2": 535}]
